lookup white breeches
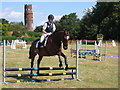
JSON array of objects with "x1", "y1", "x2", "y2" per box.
[
  {"x1": 40, "y1": 32, "x2": 52, "y2": 43},
  {"x1": 36, "y1": 32, "x2": 52, "y2": 48}
]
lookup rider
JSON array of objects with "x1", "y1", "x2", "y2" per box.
[{"x1": 36, "y1": 14, "x2": 56, "y2": 50}]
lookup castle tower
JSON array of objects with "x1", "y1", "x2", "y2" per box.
[{"x1": 24, "y1": 4, "x2": 33, "y2": 31}]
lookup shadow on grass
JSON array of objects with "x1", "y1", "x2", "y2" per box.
[{"x1": 12, "y1": 76, "x2": 45, "y2": 83}]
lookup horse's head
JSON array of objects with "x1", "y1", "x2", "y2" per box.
[{"x1": 61, "y1": 30, "x2": 70, "y2": 50}]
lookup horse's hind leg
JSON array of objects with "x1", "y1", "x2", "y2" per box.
[
  {"x1": 61, "y1": 52, "x2": 68, "y2": 70},
  {"x1": 37, "y1": 56, "x2": 43, "y2": 74},
  {"x1": 30, "y1": 55, "x2": 36, "y2": 78},
  {"x1": 29, "y1": 46, "x2": 32, "y2": 59},
  {"x1": 58, "y1": 52, "x2": 63, "y2": 67}
]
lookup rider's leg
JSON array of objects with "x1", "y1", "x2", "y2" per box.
[
  {"x1": 39, "y1": 33, "x2": 47, "y2": 47},
  {"x1": 36, "y1": 33, "x2": 46, "y2": 48},
  {"x1": 44, "y1": 32, "x2": 52, "y2": 46},
  {"x1": 40, "y1": 33, "x2": 46, "y2": 43}
]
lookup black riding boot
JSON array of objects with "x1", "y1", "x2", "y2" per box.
[{"x1": 38, "y1": 42, "x2": 44, "y2": 48}]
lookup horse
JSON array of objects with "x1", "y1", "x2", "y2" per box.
[{"x1": 29, "y1": 30, "x2": 70, "y2": 78}]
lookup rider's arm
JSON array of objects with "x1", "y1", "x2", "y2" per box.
[
  {"x1": 52, "y1": 23, "x2": 56, "y2": 32},
  {"x1": 42, "y1": 29, "x2": 47, "y2": 34},
  {"x1": 42, "y1": 23, "x2": 48, "y2": 34}
]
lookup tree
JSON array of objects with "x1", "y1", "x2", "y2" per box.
[
  {"x1": 0, "y1": 18, "x2": 9, "y2": 36},
  {"x1": 34, "y1": 25, "x2": 43, "y2": 32},
  {"x1": 54, "y1": 21, "x2": 61, "y2": 30},
  {"x1": 59, "y1": 13, "x2": 80, "y2": 39},
  {"x1": 90, "y1": 2, "x2": 120, "y2": 40},
  {"x1": 2, "y1": 24, "x2": 8, "y2": 36},
  {"x1": 0, "y1": 18, "x2": 9, "y2": 24},
  {"x1": 8, "y1": 22, "x2": 26, "y2": 37},
  {"x1": 81, "y1": 2, "x2": 120, "y2": 40}
]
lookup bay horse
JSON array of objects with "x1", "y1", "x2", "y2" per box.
[{"x1": 29, "y1": 30, "x2": 70, "y2": 78}]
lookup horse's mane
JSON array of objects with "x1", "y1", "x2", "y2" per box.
[
  {"x1": 52, "y1": 30, "x2": 65, "y2": 34},
  {"x1": 50, "y1": 30, "x2": 65, "y2": 37},
  {"x1": 54, "y1": 30, "x2": 65, "y2": 32}
]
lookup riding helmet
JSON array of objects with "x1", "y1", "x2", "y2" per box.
[{"x1": 48, "y1": 14, "x2": 54, "y2": 19}]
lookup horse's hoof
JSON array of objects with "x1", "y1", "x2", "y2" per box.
[
  {"x1": 59, "y1": 64, "x2": 63, "y2": 68},
  {"x1": 29, "y1": 56, "x2": 32, "y2": 59},
  {"x1": 65, "y1": 65, "x2": 68, "y2": 71},
  {"x1": 65, "y1": 67, "x2": 68, "y2": 71},
  {"x1": 37, "y1": 72, "x2": 39, "y2": 74}
]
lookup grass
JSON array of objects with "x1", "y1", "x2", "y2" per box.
[{"x1": 1, "y1": 41, "x2": 119, "y2": 88}]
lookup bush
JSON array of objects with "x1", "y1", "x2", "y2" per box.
[
  {"x1": 26, "y1": 31, "x2": 42, "y2": 37},
  {"x1": 21, "y1": 37, "x2": 39, "y2": 42},
  {"x1": 2, "y1": 36, "x2": 17, "y2": 41}
]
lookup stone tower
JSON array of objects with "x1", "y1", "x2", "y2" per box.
[{"x1": 24, "y1": 4, "x2": 33, "y2": 31}]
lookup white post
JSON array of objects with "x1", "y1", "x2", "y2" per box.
[
  {"x1": 112, "y1": 40, "x2": 116, "y2": 47},
  {"x1": 3, "y1": 40, "x2": 6, "y2": 83},
  {"x1": 93, "y1": 41, "x2": 99, "y2": 59},
  {"x1": 79, "y1": 40, "x2": 82, "y2": 58},
  {"x1": 104, "y1": 41, "x2": 107, "y2": 61},
  {"x1": 99, "y1": 40, "x2": 102, "y2": 61},
  {"x1": 85, "y1": 40, "x2": 87, "y2": 51},
  {"x1": 79, "y1": 40, "x2": 82, "y2": 50},
  {"x1": 94, "y1": 41, "x2": 97, "y2": 50},
  {"x1": 76, "y1": 41, "x2": 80, "y2": 81},
  {"x1": 11, "y1": 40, "x2": 13, "y2": 49}
]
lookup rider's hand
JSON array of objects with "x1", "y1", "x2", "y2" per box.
[{"x1": 42, "y1": 29, "x2": 47, "y2": 34}]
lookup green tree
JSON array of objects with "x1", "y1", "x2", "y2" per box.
[
  {"x1": 2, "y1": 24, "x2": 8, "y2": 36},
  {"x1": 79, "y1": 9, "x2": 98, "y2": 40},
  {"x1": 59, "y1": 13, "x2": 80, "y2": 39},
  {"x1": 0, "y1": 18, "x2": 9, "y2": 24},
  {"x1": 91, "y1": 2, "x2": 119, "y2": 40},
  {"x1": 8, "y1": 22, "x2": 26, "y2": 37},
  {"x1": 34, "y1": 25, "x2": 43, "y2": 32},
  {"x1": 0, "y1": 18, "x2": 9, "y2": 36},
  {"x1": 54, "y1": 21, "x2": 61, "y2": 30}
]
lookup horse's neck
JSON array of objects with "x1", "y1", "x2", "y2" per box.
[{"x1": 49, "y1": 31, "x2": 63, "y2": 46}]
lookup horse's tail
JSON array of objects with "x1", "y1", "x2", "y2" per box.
[
  {"x1": 29, "y1": 46, "x2": 32, "y2": 59},
  {"x1": 29, "y1": 39, "x2": 39, "y2": 59}
]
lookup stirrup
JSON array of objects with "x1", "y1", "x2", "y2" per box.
[
  {"x1": 40, "y1": 45, "x2": 44, "y2": 48},
  {"x1": 39, "y1": 43, "x2": 44, "y2": 48}
]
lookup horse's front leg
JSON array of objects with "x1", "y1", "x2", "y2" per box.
[
  {"x1": 37, "y1": 56, "x2": 43, "y2": 74},
  {"x1": 61, "y1": 52, "x2": 68, "y2": 70},
  {"x1": 58, "y1": 52, "x2": 63, "y2": 67}
]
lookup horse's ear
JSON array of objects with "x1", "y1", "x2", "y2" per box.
[
  {"x1": 64, "y1": 30, "x2": 67, "y2": 35},
  {"x1": 64, "y1": 30, "x2": 69, "y2": 35}
]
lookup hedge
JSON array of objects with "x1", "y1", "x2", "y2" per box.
[
  {"x1": 21, "y1": 37, "x2": 39, "y2": 42},
  {"x1": 2, "y1": 36, "x2": 17, "y2": 41},
  {"x1": 2, "y1": 36, "x2": 39, "y2": 42}
]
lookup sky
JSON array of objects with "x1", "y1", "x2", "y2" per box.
[{"x1": 0, "y1": 2, "x2": 96, "y2": 28}]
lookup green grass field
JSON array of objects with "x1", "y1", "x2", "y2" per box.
[{"x1": 1, "y1": 41, "x2": 119, "y2": 88}]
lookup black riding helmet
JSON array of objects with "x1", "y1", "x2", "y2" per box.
[{"x1": 48, "y1": 14, "x2": 54, "y2": 20}]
